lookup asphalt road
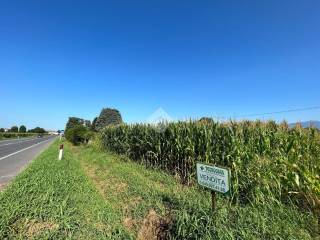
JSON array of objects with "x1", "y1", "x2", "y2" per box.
[{"x1": 0, "y1": 136, "x2": 56, "y2": 189}]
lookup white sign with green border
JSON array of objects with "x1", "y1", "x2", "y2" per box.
[{"x1": 196, "y1": 162, "x2": 231, "y2": 194}]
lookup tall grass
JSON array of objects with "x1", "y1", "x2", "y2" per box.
[{"x1": 101, "y1": 120, "x2": 320, "y2": 213}]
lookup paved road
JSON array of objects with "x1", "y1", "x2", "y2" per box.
[{"x1": 0, "y1": 136, "x2": 56, "y2": 189}]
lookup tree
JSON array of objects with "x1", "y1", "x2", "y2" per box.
[
  {"x1": 65, "y1": 125, "x2": 89, "y2": 145},
  {"x1": 10, "y1": 126, "x2": 18, "y2": 132},
  {"x1": 0, "y1": 128, "x2": 4, "y2": 132},
  {"x1": 95, "y1": 108, "x2": 123, "y2": 131},
  {"x1": 65, "y1": 117, "x2": 85, "y2": 131},
  {"x1": 19, "y1": 125, "x2": 27, "y2": 133},
  {"x1": 199, "y1": 117, "x2": 214, "y2": 124},
  {"x1": 28, "y1": 127, "x2": 46, "y2": 134}
]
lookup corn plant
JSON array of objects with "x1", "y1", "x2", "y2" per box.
[{"x1": 100, "y1": 120, "x2": 320, "y2": 212}]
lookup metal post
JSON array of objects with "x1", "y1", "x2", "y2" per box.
[{"x1": 211, "y1": 190, "x2": 216, "y2": 213}]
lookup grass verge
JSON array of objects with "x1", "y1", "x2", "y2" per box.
[
  {"x1": 78, "y1": 145, "x2": 318, "y2": 240},
  {"x1": 0, "y1": 140, "x2": 318, "y2": 239},
  {"x1": 0, "y1": 140, "x2": 131, "y2": 239}
]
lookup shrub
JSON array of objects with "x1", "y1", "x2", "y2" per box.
[
  {"x1": 0, "y1": 132, "x2": 36, "y2": 139},
  {"x1": 65, "y1": 125, "x2": 91, "y2": 145}
]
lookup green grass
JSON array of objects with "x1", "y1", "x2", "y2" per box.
[
  {"x1": 0, "y1": 140, "x2": 131, "y2": 239},
  {"x1": 77, "y1": 145, "x2": 318, "y2": 239},
  {"x1": 0, "y1": 140, "x2": 318, "y2": 239}
]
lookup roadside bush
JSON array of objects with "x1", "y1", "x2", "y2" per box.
[
  {"x1": 0, "y1": 132, "x2": 36, "y2": 139},
  {"x1": 65, "y1": 125, "x2": 92, "y2": 145}
]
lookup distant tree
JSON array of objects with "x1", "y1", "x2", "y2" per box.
[
  {"x1": 199, "y1": 117, "x2": 214, "y2": 124},
  {"x1": 28, "y1": 127, "x2": 46, "y2": 134},
  {"x1": 95, "y1": 108, "x2": 123, "y2": 131},
  {"x1": 19, "y1": 125, "x2": 27, "y2": 133},
  {"x1": 10, "y1": 126, "x2": 18, "y2": 132},
  {"x1": 0, "y1": 128, "x2": 4, "y2": 132}
]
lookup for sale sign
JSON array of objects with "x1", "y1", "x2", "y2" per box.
[{"x1": 196, "y1": 162, "x2": 231, "y2": 194}]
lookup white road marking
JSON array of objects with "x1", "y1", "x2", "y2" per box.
[{"x1": 0, "y1": 138, "x2": 52, "y2": 161}]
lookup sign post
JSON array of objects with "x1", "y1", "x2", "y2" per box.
[
  {"x1": 211, "y1": 190, "x2": 216, "y2": 212},
  {"x1": 196, "y1": 162, "x2": 231, "y2": 212}
]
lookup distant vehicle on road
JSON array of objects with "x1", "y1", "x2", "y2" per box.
[{"x1": 37, "y1": 134, "x2": 43, "y2": 138}]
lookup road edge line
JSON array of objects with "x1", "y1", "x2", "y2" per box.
[
  {"x1": 0, "y1": 138, "x2": 53, "y2": 161},
  {"x1": 0, "y1": 138, "x2": 41, "y2": 147}
]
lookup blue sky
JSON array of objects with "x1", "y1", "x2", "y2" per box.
[{"x1": 1, "y1": 0, "x2": 319, "y2": 130}]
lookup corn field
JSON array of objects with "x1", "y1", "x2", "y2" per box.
[{"x1": 100, "y1": 120, "x2": 320, "y2": 211}]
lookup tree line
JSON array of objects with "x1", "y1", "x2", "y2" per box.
[
  {"x1": 65, "y1": 108, "x2": 122, "y2": 145},
  {"x1": 0, "y1": 125, "x2": 46, "y2": 134}
]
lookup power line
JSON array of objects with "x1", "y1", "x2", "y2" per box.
[
  {"x1": 213, "y1": 105, "x2": 320, "y2": 120},
  {"x1": 233, "y1": 106, "x2": 320, "y2": 119}
]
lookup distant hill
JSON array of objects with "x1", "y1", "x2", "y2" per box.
[{"x1": 289, "y1": 120, "x2": 320, "y2": 129}]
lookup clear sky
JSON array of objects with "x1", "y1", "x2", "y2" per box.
[{"x1": 1, "y1": 0, "x2": 319, "y2": 130}]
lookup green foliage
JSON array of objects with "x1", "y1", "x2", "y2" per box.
[
  {"x1": 28, "y1": 127, "x2": 46, "y2": 134},
  {"x1": 65, "y1": 125, "x2": 91, "y2": 145},
  {"x1": 91, "y1": 117, "x2": 98, "y2": 131},
  {"x1": 0, "y1": 138, "x2": 317, "y2": 239},
  {"x1": 84, "y1": 120, "x2": 91, "y2": 129},
  {"x1": 77, "y1": 145, "x2": 318, "y2": 239},
  {"x1": 10, "y1": 125, "x2": 18, "y2": 132},
  {"x1": 0, "y1": 140, "x2": 131, "y2": 239},
  {"x1": 0, "y1": 128, "x2": 4, "y2": 132},
  {"x1": 95, "y1": 108, "x2": 123, "y2": 131},
  {"x1": 101, "y1": 120, "x2": 320, "y2": 213},
  {"x1": 65, "y1": 117, "x2": 92, "y2": 132},
  {"x1": 65, "y1": 117, "x2": 85, "y2": 131},
  {"x1": 19, "y1": 125, "x2": 26, "y2": 133},
  {"x1": 0, "y1": 132, "x2": 36, "y2": 139},
  {"x1": 198, "y1": 117, "x2": 214, "y2": 124}
]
